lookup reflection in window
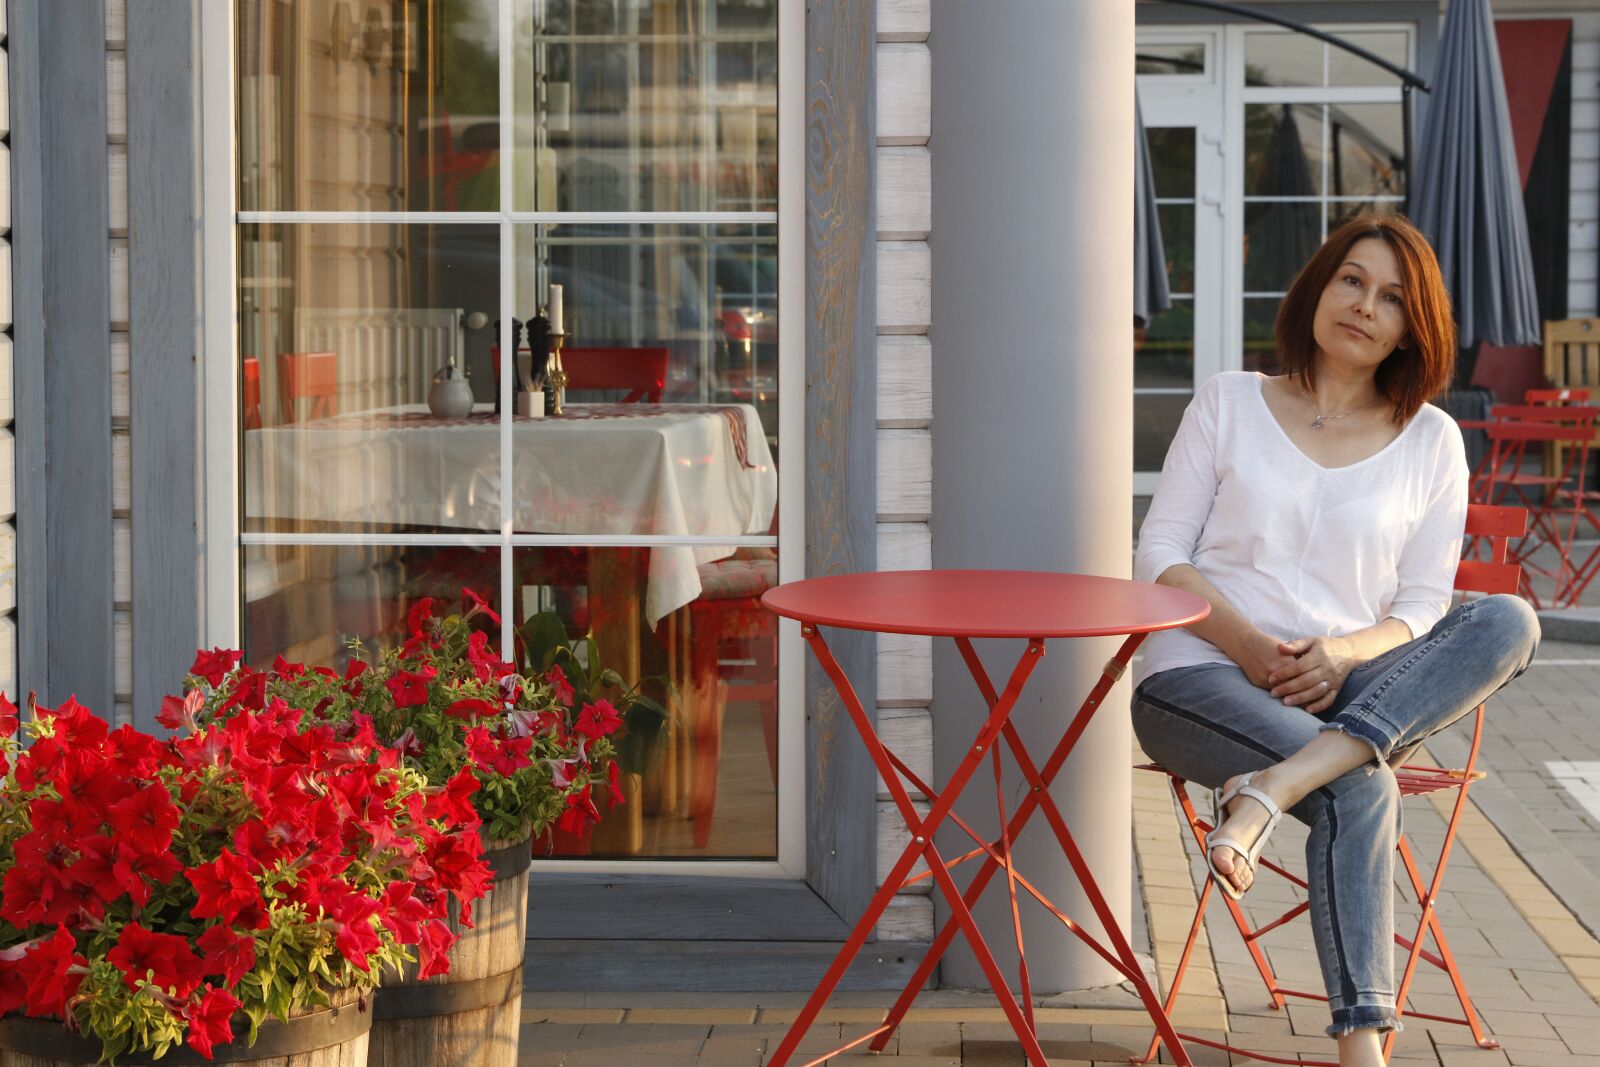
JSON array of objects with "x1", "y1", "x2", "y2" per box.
[{"x1": 1137, "y1": 42, "x2": 1207, "y2": 77}]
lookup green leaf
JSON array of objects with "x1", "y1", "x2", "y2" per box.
[{"x1": 617, "y1": 695, "x2": 671, "y2": 775}]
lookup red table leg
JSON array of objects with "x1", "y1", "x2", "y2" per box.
[
  {"x1": 764, "y1": 627, "x2": 1052, "y2": 1067},
  {"x1": 867, "y1": 633, "x2": 1192, "y2": 1067}
]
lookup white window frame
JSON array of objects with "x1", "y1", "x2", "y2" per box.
[{"x1": 196, "y1": 0, "x2": 808, "y2": 879}]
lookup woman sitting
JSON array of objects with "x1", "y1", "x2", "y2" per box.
[{"x1": 1131, "y1": 213, "x2": 1538, "y2": 1067}]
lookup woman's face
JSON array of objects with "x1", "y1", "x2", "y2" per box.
[{"x1": 1311, "y1": 237, "x2": 1410, "y2": 374}]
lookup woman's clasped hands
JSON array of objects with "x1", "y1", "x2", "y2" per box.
[{"x1": 1240, "y1": 633, "x2": 1360, "y2": 715}]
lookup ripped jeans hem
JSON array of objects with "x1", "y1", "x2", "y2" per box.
[{"x1": 1325, "y1": 1003, "x2": 1402, "y2": 1038}]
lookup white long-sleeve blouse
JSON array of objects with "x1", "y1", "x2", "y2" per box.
[{"x1": 1133, "y1": 371, "x2": 1469, "y2": 688}]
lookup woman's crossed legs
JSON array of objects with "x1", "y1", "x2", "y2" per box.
[{"x1": 1131, "y1": 594, "x2": 1539, "y2": 1051}]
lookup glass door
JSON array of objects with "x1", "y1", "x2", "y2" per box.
[{"x1": 1135, "y1": 38, "x2": 1225, "y2": 496}]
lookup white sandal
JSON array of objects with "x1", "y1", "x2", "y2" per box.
[{"x1": 1205, "y1": 772, "x2": 1284, "y2": 902}]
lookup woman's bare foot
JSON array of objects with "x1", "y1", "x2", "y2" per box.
[{"x1": 1211, "y1": 768, "x2": 1292, "y2": 894}]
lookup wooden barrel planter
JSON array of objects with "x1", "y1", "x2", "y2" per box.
[
  {"x1": 0, "y1": 987, "x2": 369, "y2": 1066},
  {"x1": 369, "y1": 834, "x2": 529, "y2": 1067}
]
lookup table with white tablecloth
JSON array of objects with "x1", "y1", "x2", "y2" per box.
[{"x1": 243, "y1": 403, "x2": 778, "y2": 627}]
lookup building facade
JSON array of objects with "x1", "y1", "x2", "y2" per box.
[{"x1": 2, "y1": 0, "x2": 1595, "y2": 990}]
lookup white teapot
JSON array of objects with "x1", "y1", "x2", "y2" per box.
[{"x1": 427, "y1": 357, "x2": 475, "y2": 418}]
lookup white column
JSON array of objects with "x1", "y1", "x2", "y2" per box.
[{"x1": 930, "y1": 0, "x2": 1135, "y2": 992}]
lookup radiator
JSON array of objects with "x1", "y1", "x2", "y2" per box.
[{"x1": 291, "y1": 308, "x2": 459, "y2": 417}]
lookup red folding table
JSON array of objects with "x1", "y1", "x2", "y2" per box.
[{"x1": 760, "y1": 570, "x2": 1210, "y2": 1067}]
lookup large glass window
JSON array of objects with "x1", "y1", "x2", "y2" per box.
[
  {"x1": 1239, "y1": 27, "x2": 1408, "y2": 375},
  {"x1": 235, "y1": 0, "x2": 783, "y2": 861}
]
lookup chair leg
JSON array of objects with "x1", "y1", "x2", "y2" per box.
[{"x1": 1171, "y1": 779, "x2": 1289, "y2": 1010}]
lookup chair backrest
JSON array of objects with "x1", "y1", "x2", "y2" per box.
[
  {"x1": 1456, "y1": 504, "x2": 1527, "y2": 595},
  {"x1": 242, "y1": 357, "x2": 262, "y2": 430},
  {"x1": 562, "y1": 347, "x2": 669, "y2": 403},
  {"x1": 277, "y1": 352, "x2": 338, "y2": 423},
  {"x1": 1544, "y1": 318, "x2": 1600, "y2": 393},
  {"x1": 1525, "y1": 387, "x2": 1590, "y2": 405},
  {"x1": 1488, "y1": 403, "x2": 1600, "y2": 425}
]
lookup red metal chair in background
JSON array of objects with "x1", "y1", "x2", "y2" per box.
[
  {"x1": 1474, "y1": 406, "x2": 1596, "y2": 607},
  {"x1": 1136, "y1": 504, "x2": 1528, "y2": 1066},
  {"x1": 490, "y1": 346, "x2": 669, "y2": 405},
  {"x1": 562, "y1": 346, "x2": 669, "y2": 403},
  {"x1": 242, "y1": 357, "x2": 262, "y2": 430},
  {"x1": 277, "y1": 352, "x2": 338, "y2": 424}
]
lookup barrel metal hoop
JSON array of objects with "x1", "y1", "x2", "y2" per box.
[
  {"x1": 374, "y1": 964, "x2": 524, "y2": 1020},
  {"x1": 483, "y1": 837, "x2": 532, "y2": 885},
  {"x1": 0, "y1": 998, "x2": 372, "y2": 1065}
]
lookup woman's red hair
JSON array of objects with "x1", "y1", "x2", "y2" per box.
[{"x1": 1274, "y1": 213, "x2": 1456, "y2": 425}]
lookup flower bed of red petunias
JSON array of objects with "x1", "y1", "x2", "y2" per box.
[
  {"x1": 178, "y1": 592, "x2": 624, "y2": 843},
  {"x1": 0, "y1": 692, "x2": 490, "y2": 1062}
]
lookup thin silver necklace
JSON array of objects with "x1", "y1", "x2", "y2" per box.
[{"x1": 1300, "y1": 384, "x2": 1376, "y2": 430}]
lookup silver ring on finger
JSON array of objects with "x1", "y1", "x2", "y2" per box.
[{"x1": 1319, "y1": 679, "x2": 1330, "y2": 691}]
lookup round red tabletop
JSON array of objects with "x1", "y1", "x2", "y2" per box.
[{"x1": 760, "y1": 570, "x2": 1209, "y2": 640}]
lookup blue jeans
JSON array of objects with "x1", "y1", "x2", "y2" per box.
[{"x1": 1130, "y1": 595, "x2": 1540, "y2": 1037}]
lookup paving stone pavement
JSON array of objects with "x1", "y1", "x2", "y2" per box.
[{"x1": 516, "y1": 640, "x2": 1600, "y2": 1065}]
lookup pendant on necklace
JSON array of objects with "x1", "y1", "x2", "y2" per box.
[{"x1": 1310, "y1": 417, "x2": 1326, "y2": 430}]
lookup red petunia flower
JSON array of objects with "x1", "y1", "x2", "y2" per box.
[
  {"x1": 0, "y1": 692, "x2": 17, "y2": 739},
  {"x1": 196, "y1": 925, "x2": 256, "y2": 987},
  {"x1": 461, "y1": 587, "x2": 502, "y2": 626},
  {"x1": 544, "y1": 666, "x2": 575, "y2": 709},
  {"x1": 444, "y1": 697, "x2": 498, "y2": 721},
  {"x1": 188, "y1": 850, "x2": 265, "y2": 927},
  {"x1": 606, "y1": 759, "x2": 626, "y2": 810},
  {"x1": 421, "y1": 767, "x2": 482, "y2": 828},
  {"x1": 189, "y1": 648, "x2": 243, "y2": 688},
  {"x1": 574, "y1": 699, "x2": 623, "y2": 741},
  {"x1": 16, "y1": 926, "x2": 86, "y2": 1019},
  {"x1": 406, "y1": 597, "x2": 437, "y2": 636},
  {"x1": 385, "y1": 666, "x2": 438, "y2": 708},
  {"x1": 106, "y1": 923, "x2": 204, "y2": 997},
  {"x1": 182, "y1": 985, "x2": 243, "y2": 1060},
  {"x1": 113, "y1": 844, "x2": 184, "y2": 908},
  {"x1": 415, "y1": 919, "x2": 457, "y2": 981},
  {"x1": 108, "y1": 784, "x2": 181, "y2": 855},
  {"x1": 65, "y1": 836, "x2": 123, "y2": 906},
  {"x1": 556, "y1": 784, "x2": 601, "y2": 836}
]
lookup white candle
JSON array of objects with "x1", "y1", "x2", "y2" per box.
[{"x1": 548, "y1": 284, "x2": 564, "y2": 335}]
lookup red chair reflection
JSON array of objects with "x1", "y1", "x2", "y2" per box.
[
  {"x1": 277, "y1": 352, "x2": 338, "y2": 424},
  {"x1": 242, "y1": 357, "x2": 262, "y2": 430},
  {"x1": 562, "y1": 347, "x2": 669, "y2": 403}
]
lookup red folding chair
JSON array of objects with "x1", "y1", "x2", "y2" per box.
[
  {"x1": 562, "y1": 346, "x2": 669, "y2": 403},
  {"x1": 1135, "y1": 504, "x2": 1527, "y2": 1066},
  {"x1": 276, "y1": 352, "x2": 338, "y2": 424},
  {"x1": 242, "y1": 357, "x2": 262, "y2": 430},
  {"x1": 1475, "y1": 408, "x2": 1595, "y2": 607}
]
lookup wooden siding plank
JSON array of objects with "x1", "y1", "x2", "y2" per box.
[
  {"x1": 108, "y1": 144, "x2": 127, "y2": 234},
  {"x1": 0, "y1": 524, "x2": 15, "y2": 615},
  {"x1": 0, "y1": 336, "x2": 12, "y2": 426},
  {"x1": 876, "y1": 43, "x2": 929, "y2": 145},
  {"x1": 877, "y1": 521, "x2": 930, "y2": 572},
  {"x1": 877, "y1": 334, "x2": 930, "y2": 426},
  {"x1": 877, "y1": 0, "x2": 928, "y2": 43},
  {"x1": 876, "y1": 894, "x2": 933, "y2": 941},
  {"x1": 877, "y1": 146, "x2": 929, "y2": 239},
  {"x1": 877, "y1": 428, "x2": 930, "y2": 519},
  {"x1": 127, "y1": 1, "x2": 200, "y2": 731},
  {"x1": 876, "y1": 799, "x2": 931, "y2": 895},
  {"x1": 807, "y1": 0, "x2": 878, "y2": 929},
  {"x1": 877, "y1": 706, "x2": 931, "y2": 800},
  {"x1": 526, "y1": 876, "x2": 851, "y2": 942},
  {"x1": 35, "y1": 0, "x2": 114, "y2": 711},
  {"x1": 877, "y1": 241, "x2": 930, "y2": 329},
  {"x1": 0, "y1": 145, "x2": 10, "y2": 236},
  {"x1": 522, "y1": 939, "x2": 931, "y2": 993},
  {"x1": 878, "y1": 631, "x2": 931, "y2": 705}
]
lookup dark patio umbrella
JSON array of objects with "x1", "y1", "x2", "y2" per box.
[
  {"x1": 1254, "y1": 105, "x2": 1320, "y2": 291},
  {"x1": 1411, "y1": 0, "x2": 1540, "y2": 347},
  {"x1": 1134, "y1": 93, "x2": 1171, "y2": 328}
]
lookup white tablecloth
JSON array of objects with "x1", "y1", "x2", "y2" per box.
[{"x1": 243, "y1": 404, "x2": 778, "y2": 625}]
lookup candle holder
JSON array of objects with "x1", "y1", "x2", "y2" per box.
[{"x1": 547, "y1": 332, "x2": 569, "y2": 416}]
